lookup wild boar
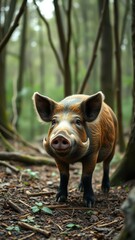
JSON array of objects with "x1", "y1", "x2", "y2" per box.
[{"x1": 33, "y1": 91, "x2": 117, "y2": 207}]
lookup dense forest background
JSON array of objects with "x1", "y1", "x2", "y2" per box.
[
  {"x1": 1, "y1": 1, "x2": 135, "y2": 239},
  {"x1": 0, "y1": 0, "x2": 132, "y2": 142}
]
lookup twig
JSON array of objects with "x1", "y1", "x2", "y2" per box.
[
  {"x1": 0, "y1": 152, "x2": 56, "y2": 166},
  {"x1": 81, "y1": 220, "x2": 104, "y2": 232},
  {"x1": 78, "y1": 0, "x2": 107, "y2": 93},
  {"x1": 18, "y1": 221, "x2": 51, "y2": 238},
  {"x1": 18, "y1": 200, "x2": 31, "y2": 209},
  {"x1": 50, "y1": 220, "x2": 63, "y2": 231},
  {"x1": 19, "y1": 232, "x2": 35, "y2": 240},
  {"x1": 46, "y1": 205, "x2": 90, "y2": 210},
  {"x1": 7, "y1": 199, "x2": 25, "y2": 213},
  {"x1": 97, "y1": 219, "x2": 119, "y2": 228},
  {"x1": 26, "y1": 191, "x2": 55, "y2": 197},
  {"x1": 0, "y1": 0, "x2": 27, "y2": 52}
]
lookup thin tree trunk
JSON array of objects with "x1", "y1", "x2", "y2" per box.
[
  {"x1": 114, "y1": 0, "x2": 125, "y2": 152},
  {"x1": 15, "y1": 7, "x2": 27, "y2": 128},
  {"x1": 54, "y1": 0, "x2": 72, "y2": 96},
  {"x1": 78, "y1": 0, "x2": 107, "y2": 94},
  {"x1": 38, "y1": 20, "x2": 45, "y2": 93},
  {"x1": 98, "y1": 0, "x2": 114, "y2": 109},
  {"x1": 72, "y1": 6, "x2": 80, "y2": 93}
]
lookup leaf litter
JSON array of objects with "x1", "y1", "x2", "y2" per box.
[{"x1": 0, "y1": 142, "x2": 131, "y2": 240}]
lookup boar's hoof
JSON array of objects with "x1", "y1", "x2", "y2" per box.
[
  {"x1": 56, "y1": 192, "x2": 67, "y2": 203},
  {"x1": 101, "y1": 182, "x2": 110, "y2": 194},
  {"x1": 83, "y1": 195, "x2": 95, "y2": 208}
]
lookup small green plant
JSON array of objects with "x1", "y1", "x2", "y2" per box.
[
  {"x1": 86, "y1": 210, "x2": 94, "y2": 215},
  {"x1": 21, "y1": 216, "x2": 35, "y2": 223},
  {"x1": 66, "y1": 223, "x2": 81, "y2": 230},
  {"x1": 23, "y1": 169, "x2": 39, "y2": 179},
  {"x1": 6, "y1": 225, "x2": 20, "y2": 232},
  {"x1": 31, "y1": 202, "x2": 53, "y2": 215}
]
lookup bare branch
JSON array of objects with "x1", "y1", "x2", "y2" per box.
[
  {"x1": 0, "y1": 0, "x2": 27, "y2": 53},
  {"x1": 78, "y1": 0, "x2": 107, "y2": 94},
  {"x1": 33, "y1": 0, "x2": 64, "y2": 75}
]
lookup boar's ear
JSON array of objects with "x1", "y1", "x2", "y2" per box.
[
  {"x1": 81, "y1": 91, "x2": 104, "y2": 122},
  {"x1": 32, "y1": 92, "x2": 57, "y2": 122}
]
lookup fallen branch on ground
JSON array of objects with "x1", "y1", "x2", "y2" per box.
[
  {"x1": 0, "y1": 133, "x2": 16, "y2": 151},
  {"x1": 0, "y1": 160, "x2": 19, "y2": 173},
  {"x1": 26, "y1": 191, "x2": 55, "y2": 197},
  {"x1": 18, "y1": 221, "x2": 51, "y2": 238},
  {"x1": 0, "y1": 125, "x2": 46, "y2": 155},
  {"x1": 7, "y1": 200, "x2": 25, "y2": 214},
  {"x1": 0, "y1": 152, "x2": 56, "y2": 166}
]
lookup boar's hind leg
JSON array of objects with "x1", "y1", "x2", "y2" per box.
[
  {"x1": 101, "y1": 162, "x2": 110, "y2": 193},
  {"x1": 55, "y1": 160, "x2": 69, "y2": 203},
  {"x1": 101, "y1": 148, "x2": 115, "y2": 193}
]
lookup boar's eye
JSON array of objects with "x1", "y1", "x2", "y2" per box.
[
  {"x1": 75, "y1": 118, "x2": 82, "y2": 126},
  {"x1": 51, "y1": 119, "x2": 57, "y2": 126}
]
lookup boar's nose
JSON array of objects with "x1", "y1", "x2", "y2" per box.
[{"x1": 51, "y1": 135, "x2": 70, "y2": 151}]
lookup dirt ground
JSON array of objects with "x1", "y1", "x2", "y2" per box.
[{"x1": 0, "y1": 141, "x2": 131, "y2": 240}]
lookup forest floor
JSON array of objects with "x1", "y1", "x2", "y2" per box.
[{"x1": 0, "y1": 140, "x2": 133, "y2": 240}]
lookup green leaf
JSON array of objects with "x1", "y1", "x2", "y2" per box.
[
  {"x1": 31, "y1": 205, "x2": 40, "y2": 213},
  {"x1": 6, "y1": 225, "x2": 20, "y2": 232},
  {"x1": 24, "y1": 169, "x2": 39, "y2": 179},
  {"x1": 6, "y1": 226, "x2": 14, "y2": 231},
  {"x1": 42, "y1": 207, "x2": 53, "y2": 215},
  {"x1": 22, "y1": 216, "x2": 35, "y2": 223},
  {"x1": 35, "y1": 202, "x2": 43, "y2": 207},
  {"x1": 66, "y1": 223, "x2": 81, "y2": 229},
  {"x1": 14, "y1": 226, "x2": 20, "y2": 232}
]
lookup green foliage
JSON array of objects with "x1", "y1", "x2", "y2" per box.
[
  {"x1": 3, "y1": 0, "x2": 133, "y2": 142},
  {"x1": 23, "y1": 169, "x2": 39, "y2": 179},
  {"x1": 31, "y1": 202, "x2": 53, "y2": 215},
  {"x1": 66, "y1": 223, "x2": 81, "y2": 230},
  {"x1": 21, "y1": 216, "x2": 35, "y2": 223},
  {"x1": 6, "y1": 225, "x2": 20, "y2": 232}
]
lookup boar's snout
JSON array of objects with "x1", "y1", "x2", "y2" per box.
[{"x1": 51, "y1": 135, "x2": 71, "y2": 151}]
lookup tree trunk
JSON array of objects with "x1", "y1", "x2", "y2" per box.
[
  {"x1": 111, "y1": 0, "x2": 135, "y2": 185},
  {"x1": 15, "y1": 7, "x2": 27, "y2": 128},
  {"x1": 114, "y1": 0, "x2": 125, "y2": 152},
  {"x1": 0, "y1": 1, "x2": 17, "y2": 136},
  {"x1": 0, "y1": 48, "x2": 10, "y2": 130},
  {"x1": 54, "y1": 0, "x2": 72, "y2": 96},
  {"x1": 114, "y1": 188, "x2": 135, "y2": 240},
  {"x1": 111, "y1": 122, "x2": 135, "y2": 185},
  {"x1": 98, "y1": 0, "x2": 114, "y2": 109}
]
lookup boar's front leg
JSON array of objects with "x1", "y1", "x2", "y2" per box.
[
  {"x1": 82, "y1": 155, "x2": 97, "y2": 207},
  {"x1": 55, "y1": 159, "x2": 69, "y2": 203}
]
